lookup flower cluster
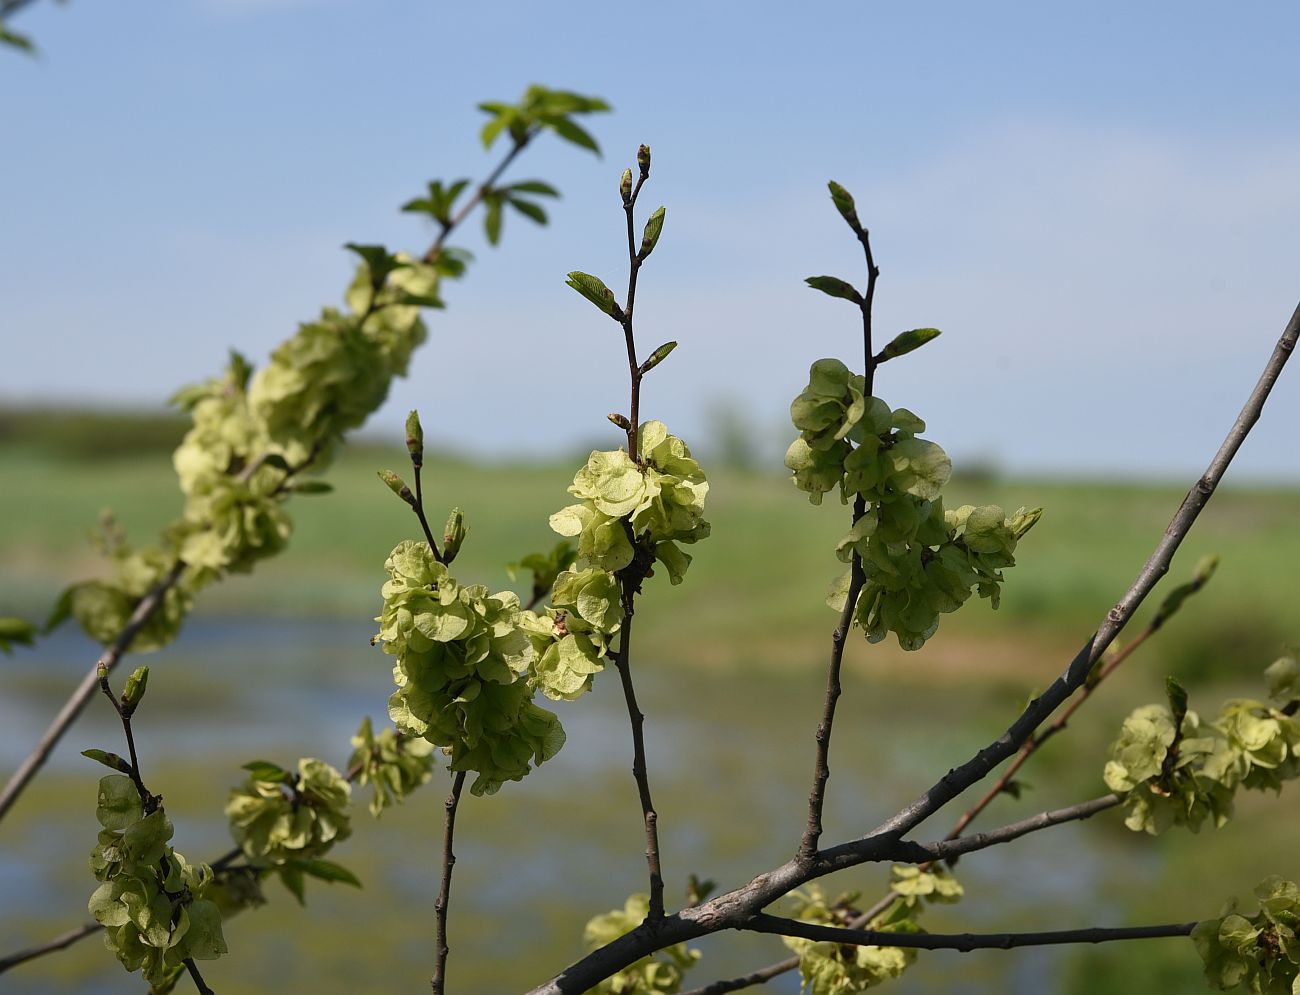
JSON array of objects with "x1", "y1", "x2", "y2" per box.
[
  {"x1": 88, "y1": 776, "x2": 226, "y2": 986},
  {"x1": 582, "y1": 893, "x2": 701, "y2": 994},
  {"x1": 782, "y1": 884, "x2": 922, "y2": 995},
  {"x1": 549, "y1": 420, "x2": 709, "y2": 584},
  {"x1": 376, "y1": 540, "x2": 564, "y2": 795}
]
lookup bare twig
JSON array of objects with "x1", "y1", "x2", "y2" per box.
[
  {"x1": 0, "y1": 558, "x2": 185, "y2": 824},
  {"x1": 0, "y1": 923, "x2": 100, "y2": 973},
  {"x1": 431, "y1": 770, "x2": 467, "y2": 995},
  {"x1": 184, "y1": 957, "x2": 215, "y2": 994},
  {"x1": 741, "y1": 912, "x2": 1197, "y2": 951}
]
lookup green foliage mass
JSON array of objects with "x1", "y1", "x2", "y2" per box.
[
  {"x1": 521, "y1": 566, "x2": 621, "y2": 701},
  {"x1": 581, "y1": 893, "x2": 701, "y2": 994},
  {"x1": 88, "y1": 775, "x2": 226, "y2": 987},
  {"x1": 1193, "y1": 876, "x2": 1300, "y2": 994},
  {"x1": 1104, "y1": 660, "x2": 1300, "y2": 835},
  {"x1": 549, "y1": 420, "x2": 710, "y2": 583}
]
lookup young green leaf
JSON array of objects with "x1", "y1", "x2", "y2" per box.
[
  {"x1": 478, "y1": 103, "x2": 516, "y2": 150},
  {"x1": 291, "y1": 858, "x2": 363, "y2": 888},
  {"x1": 508, "y1": 197, "x2": 549, "y2": 225},
  {"x1": 543, "y1": 116, "x2": 601, "y2": 156},
  {"x1": 290, "y1": 481, "x2": 334, "y2": 495},
  {"x1": 638, "y1": 206, "x2": 666, "y2": 260},
  {"x1": 1165, "y1": 676, "x2": 1189, "y2": 729},
  {"x1": 121, "y1": 666, "x2": 150, "y2": 714},
  {"x1": 82, "y1": 749, "x2": 133, "y2": 774},
  {"x1": 484, "y1": 195, "x2": 503, "y2": 246},
  {"x1": 0, "y1": 616, "x2": 37, "y2": 654},
  {"x1": 565, "y1": 272, "x2": 624, "y2": 320},
  {"x1": 343, "y1": 243, "x2": 405, "y2": 288},
  {"x1": 378, "y1": 470, "x2": 415, "y2": 506},
  {"x1": 805, "y1": 275, "x2": 863, "y2": 304},
  {"x1": 639, "y1": 341, "x2": 678, "y2": 375},
  {"x1": 508, "y1": 180, "x2": 559, "y2": 197},
  {"x1": 241, "y1": 760, "x2": 293, "y2": 784},
  {"x1": 878, "y1": 327, "x2": 942, "y2": 363}
]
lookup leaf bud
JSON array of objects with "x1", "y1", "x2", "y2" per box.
[
  {"x1": 443, "y1": 508, "x2": 467, "y2": 561},
  {"x1": 607, "y1": 413, "x2": 632, "y2": 431},
  {"x1": 96, "y1": 660, "x2": 108, "y2": 681},
  {"x1": 619, "y1": 167, "x2": 633, "y2": 204},
  {"x1": 121, "y1": 665, "x2": 150, "y2": 715},
  {"x1": 638, "y1": 206, "x2": 666, "y2": 260},
  {"x1": 378, "y1": 470, "x2": 415, "y2": 507},
  {"x1": 637, "y1": 143, "x2": 651, "y2": 179},
  {"x1": 405, "y1": 410, "x2": 424, "y2": 468}
]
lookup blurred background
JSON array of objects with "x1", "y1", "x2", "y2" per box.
[{"x1": 2, "y1": 1, "x2": 1299, "y2": 992}]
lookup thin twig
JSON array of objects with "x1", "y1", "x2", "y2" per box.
[
  {"x1": 741, "y1": 912, "x2": 1197, "y2": 952},
  {"x1": 797, "y1": 215, "x2": 879, "y2": 863},
  {"x1": 184, "y1": 957, "x2": 215, "y2": 994},
  {"x1": 431, "y1": 770, "x2": 467, "y2": 995},
  {"x1": 0, "y1": 558, "x2": 185, "y2": 824},
  {"x1": 0, "y1": 923, "x2": 100, "y2": 973}
]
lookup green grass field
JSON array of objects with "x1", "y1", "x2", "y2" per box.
[{"x1": 3, "y1": 424, "x2": 1297, "y2": 684}]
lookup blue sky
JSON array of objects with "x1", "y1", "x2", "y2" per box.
[{"x1": 3, "y1": 0, "x2": 1299, "y2": 479}]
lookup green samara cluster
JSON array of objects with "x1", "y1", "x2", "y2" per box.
[
  {"x1": 377, "y1": 540, "x2": 565, "y2": 796},
  {"x1": 58, "y1": 249, "x2": 438, "y2": 655},
  {"x1": 347, "y1": 716, "x2": 437, "y2": 817},
  {"x1": 549, "y1": 420, "x2": 710, "y2": 585},
  {"x1": 225, "y1": 758, "x2": 353, "y2": 866},
  {"x1": 1194, "y1": 876, "x2": 1300, "y2": 994},
  {"x1": 521, "y1": 566, "x2": 622, "y2": 701},
  {"x1": 581, "y1": 893, "x2": 701, "y2": 994},
  {"x1": 88, "y1": 776, "x2": 227, "y2": 986},
  {"x1": 782, "y1": 869, "x2": 962, "y2": 994},
  {"x1": 791, "y1": 359, "x2": 1039, "y2": 650},
  {"x1": 1104, "y1": 659, "x2": 1300, "y2": 835}
]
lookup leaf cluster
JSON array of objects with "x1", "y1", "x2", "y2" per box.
[
  {"x1": 1194, "y1": 876, "x2": 1300, "y2": 994},
  {"x1": 347, "y1": 717, "x2": 436, "y2": 817},
  {"x1": 581, "y1": 893, "x2": 701, "y2": 994}
]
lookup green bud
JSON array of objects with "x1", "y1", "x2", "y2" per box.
[
  {"x1": 378, "y1": 470, "x2": 415, "y2": 507},
  {"x1": 619, "y1": 168, "x2": 633, "y2": 203},
  {"x1": 121, "y1": 666, "x2": 149, "y2": 715},
  {"x1": 443, "y1": 508, "x2": 467, "y2": 561},
  {"x1": 405, "y1": 410, "x2": 424, "y2": 468},
  {"x1": 637, "y1": 143, "x2": 651, "y2": 178},
  {"x1": 607, "y1": 413, "x2": 632, "y2": 431},
  {"x1": 827, "y1": 180, "x2": 861, "y2": 230},
  {"x1": 1194, "y1": 554, "x2": 1219, "y2": 585},
  {"x1": 638, "y1": 340, "x2": 677, "y2": 375},
  {"x1": 638, "y1": 206, "x2": 666, "y2": 260}
]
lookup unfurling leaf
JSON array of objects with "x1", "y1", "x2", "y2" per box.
[
  {"x1": 639, "y1": 341, "x2": 678, "y2": 375},
  {"x1": 1165, "y1": 676, "x2": 1189, "y2": 728},
  {"x1": 82, "y1": 749, "x2": 133, "y2": 775},
  {"x1": 443, "y1": 509, "x2": 467, "y2": 561},
  {"x1": 343, "y1": 243, "x2": 405, "y2": 289},
  {"x1": 637, "y1": 143, "x2": 651, "y2": 178},
  {"x1": 378, "y1": 470, "x2": 414, "y2": 507},
  {"x1": 638, "y1": 206, "x2": 666, "y2": 260},
  {"x1": 508, "y1": 197, "x2": 549, "y2": 225},
  {"x1": 879, "y1": 327, "x2": 942, "y2": 363},
  {"x1": 805, "y1": 275, "x2": 863, "y2": 304},
  {"x1": 0, "y1": 616, "x2": 37, "y2": 654},
  {"x1": 240, "y1": 760, "x2": 293, "y2": 784},
  {"x1": 121, "y1": 666, "x2": 150, "y2": 715},
  {"x1": 484, "y1": 196, "x2": 503, "y2": 246},
  {"x1": 565, "y1": 272, "x2": 624, "y2": 320}
]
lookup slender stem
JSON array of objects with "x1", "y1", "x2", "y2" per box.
[
  {"x1": 797, "y1": 528, "x2": 864, "y2": 863},
  {"x1": 184, "y1": 957, "x2": 215, "y2": 994},
  {"x1": 620, "y1": 171, "x2": 648, "y2": 460},
  {"x1": 613, "y1": 591, "x2": 666, "y2": 919},
  {"x1": 411, "y1": 464, "x2": 445, "y2": 561},
  {"x1": 0, "y1": 923, "x2": 101, "y2": 973},
  {"x1": 0, "y1": 559, "x2": 185, "y2": 824},
  {"x1": 431, "y1": 770, "x2": 467, "y2": 995},
  {"x1": 680, "y1": 959, "x2": 801, "y2": 995},
  {"x1": 427, "y1": 133, "x2": 534, "y2": 262},
  {"x1": 741, "y1": 912, "x2": 1196, "y2": 952},
  {"x1": 797, "y1": 219, "x2": 879, "y2": 863}
]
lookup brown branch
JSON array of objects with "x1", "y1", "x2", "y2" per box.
[
  {"x1": 523, "y1": 299, "x2": 1300, "y2": 995},
  {"x1": 184, "y1": 957, "x2": 215, "y2": 994},
  {"x1": 741, "y1": 912, "x2": 1196, "y2": 952},
  {"x1": 0, "y1": 558, "x2": 186, "y2": 824},
  {"x1": 431, "y1": 770, "x2": 467, "y2": 995}
]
